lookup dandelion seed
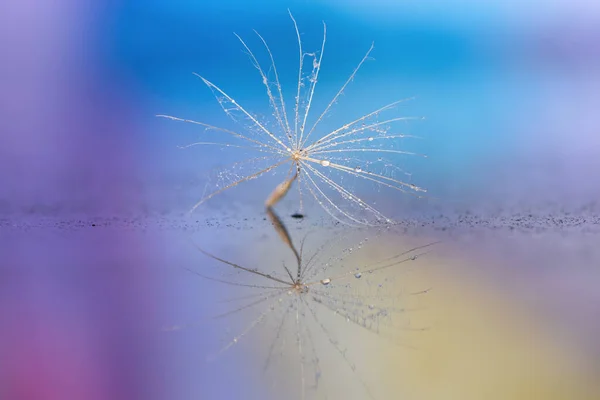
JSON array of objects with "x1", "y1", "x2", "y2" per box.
[{"x1": 158, "y1": 12, "x2": 427, "y2": 225}]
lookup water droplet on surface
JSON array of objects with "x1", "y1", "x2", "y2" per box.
[
  {"x1": 354, "y1": 167, "x2": 362, "y2": 173},
  {"x1": 320, "y1": 160, "x2": 330, "y2": 167},
  {"x1": 320, "y1": 278, "x2": 331, "y2": 285},
  {"x1": 354, "y1": 272, "x2": 362, "y2": 279},
  {"x1": 368, "y1": 137, "x2": 374, "y2": 141},
  {"x1": 410, "y1": 255, "x2": 418, "y2": 260},
  {"x1": 368, "y1": 304, "x2": 374, "y2": 310}
]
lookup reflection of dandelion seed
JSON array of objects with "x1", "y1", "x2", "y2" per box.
[
  {"x1": 158, "y1": 11, "x2": 426, "y2": 225},
  {"x1": 167, "y1": 229, "x2": 438, "y2": 400}
]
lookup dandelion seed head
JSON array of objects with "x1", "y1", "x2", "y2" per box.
[{"x1": 160, "y1": 12, "x2": 428, "y2": 226}]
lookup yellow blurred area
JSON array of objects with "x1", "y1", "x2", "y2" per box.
[{"x1": 370, "y1": 235, "x2": 600, "y2": 400}]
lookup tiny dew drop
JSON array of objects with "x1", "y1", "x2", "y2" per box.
[
  {"x1": 368, "y1": 137, "x2": 374, "y2": 141},
  {"x1": 354, "y1": 272, "x2": 362, "y2": 279},
  {"x1": 320, "y1": 160, "x2": 330, "y2": 167},
  {"x1": 354, "y1": 166, "x2": 362, "y2": 173},
  {"x1": 320, "y1": 278, "x2": 331, "y2": 285}
]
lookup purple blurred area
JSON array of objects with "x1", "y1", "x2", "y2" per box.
[
  {"x1": 0, "y1": 2, "x2": 165, "y2": 399},
  {"x1": 0, "y1": 2, "x2": 141, "y2": 215}
]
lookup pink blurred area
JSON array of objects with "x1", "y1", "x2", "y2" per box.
[
  {"x1": 0, "y1": 2, "x2": 165, "y2": 400},
  {"x1": 1, "y1": 229, "x2": 165, "y2": 400}
]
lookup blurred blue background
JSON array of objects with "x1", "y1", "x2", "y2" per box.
[
  {"x1": 2, "y1": 0, "x2": 599, "y2": 217},
  {"x1": 1, "y1": 1, "x2": 599, "y2": 400}
]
